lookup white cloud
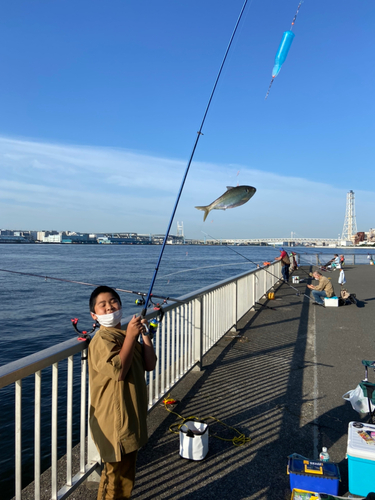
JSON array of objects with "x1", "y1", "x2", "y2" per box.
[{"x1": 0, "y1": 135, "x2": 373, "y2": 238}]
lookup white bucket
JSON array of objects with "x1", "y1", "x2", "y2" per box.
[{"x1": 179, "y1": 421, "x2": 209, "y2": 460}]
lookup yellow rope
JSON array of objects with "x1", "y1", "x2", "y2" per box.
[{"x1": 163, "y1": 394, "x2": 251, "y2": 447}]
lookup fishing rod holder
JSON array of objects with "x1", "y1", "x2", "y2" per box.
[{"x1": 71, "y1": 318, "x2": 98, "y2": 343}]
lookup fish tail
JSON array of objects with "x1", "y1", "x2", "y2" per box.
[{"x1": 195, "y1": 206, "x2": 210, "y2": 222}]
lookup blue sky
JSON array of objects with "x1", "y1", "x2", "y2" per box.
[{"x1": 0, "y1": 1, "x2": 374, "y2": 239}]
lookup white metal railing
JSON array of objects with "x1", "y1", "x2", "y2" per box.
[
  {"x1": 0, "y1": 260, "x2": 281, "y2": 500},
  {"x1": 298, "y1": 252, "x2": 375, "y2": 266}
]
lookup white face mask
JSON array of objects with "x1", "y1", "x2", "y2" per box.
[{"x1": 95, "y1": 308, "x2": 123, "y2": 328}]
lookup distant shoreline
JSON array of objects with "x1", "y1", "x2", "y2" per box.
[{"x1": 0, "y1": 240, "x2": 374, "y2": 248}]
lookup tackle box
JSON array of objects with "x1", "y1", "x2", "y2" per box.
[
  {"x1": 287, "y1": 457, "x2": 340, "y2": 494},
  {"x1": 324, "y1": 297, "x2": 339, "y2": 307},
  {"x1": 347, "y1": 421, "x2": 375, "y2": 496},
  {"x1": 291, "y1": 489, "x2": 347, "y2": 500}
]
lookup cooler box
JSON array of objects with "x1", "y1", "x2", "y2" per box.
[
  {"x1": 347, "y1": 421, "x2": 375, "y2": 496},
  {"x1": 292, "y1": 276, "x2": 300, "y2": 284},
  {"x1": 324, "y1": 297, "x2": 339, "y2": 307},
  {"x1": 287, "y1": 457, "x2": 340, "y2": 494}
]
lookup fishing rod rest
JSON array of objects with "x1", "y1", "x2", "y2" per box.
[{"x1": 71, "y1": 318, "x2": 98, "y2": 343}]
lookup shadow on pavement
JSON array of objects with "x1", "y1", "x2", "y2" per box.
[{"x1": 132, "y1": 273, "x2": 353, "y2": 499}]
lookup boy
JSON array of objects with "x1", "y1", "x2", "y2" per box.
[{"x1": 88, "y1": 285, "x2": 157, "y2": 499}]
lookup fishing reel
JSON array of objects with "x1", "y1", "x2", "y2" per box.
[
  {"x1": 141, "y1": 300, "x2": 165, "y2": 338},
  {"x1": 135, "y1": 297, "x2": 146, "y2": 306},
  {"x1": 71, "y1": 318, "x2": 99, "y2": 343},
  {"x1": 144, "y1": 318, "x2": 160, "y2": 338}
]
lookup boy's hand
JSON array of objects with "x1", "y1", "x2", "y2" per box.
[
  {"x1": 140, "y1": 318, "x2": 149, "y2": 335},
  {"x1": 127, "y1": 315, "x2": 147, "y2": 338}
]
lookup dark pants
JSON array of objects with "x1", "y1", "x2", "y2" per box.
[{"x1": 282, "y1": 264, "x2": 290, "y2": 282}]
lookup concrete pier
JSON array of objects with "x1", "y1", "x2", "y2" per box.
[{"x1": 19, "y1": 264, "x2": 375, "y2": 499}]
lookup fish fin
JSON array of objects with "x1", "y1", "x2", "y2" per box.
[{"x1": 195, "y1": 206, "x2": 210, "y2": 222}]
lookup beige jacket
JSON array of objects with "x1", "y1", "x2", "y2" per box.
[
  {"x1": 88, "y1": 327, "x2": 148, "y2": 462},
  {"x1": 315, "y1": 276, "x2": 334, "y2": 297}
]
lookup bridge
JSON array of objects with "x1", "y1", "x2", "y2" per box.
[{"x1": 203, "y1": 237, "x2": 343, "y2": 246}]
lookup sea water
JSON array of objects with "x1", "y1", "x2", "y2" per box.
[{"x1": 0, "y1": 244, "x2": 372, "y2": 497}]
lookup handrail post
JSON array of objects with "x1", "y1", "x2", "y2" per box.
[
  {"x1": 233, "y1": 280, "x2": 238, "y2": 331},
  {"x1": 87, "y1": 367, "x2": 101, "y2": 484},
  {"x1": 252, "y1": 272, "x2": 256, "y2": 309},
  {"x1": 193, "y1": 297, "x2": 203, "y2": 371}
]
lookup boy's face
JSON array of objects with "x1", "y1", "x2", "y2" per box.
[{"x1": 91, "y1": 292, "x2": 121, "y2": 320}]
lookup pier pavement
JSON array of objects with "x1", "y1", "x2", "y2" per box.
[{"x1": 23, "y1": 264, "x2": 375, "y2": 500}]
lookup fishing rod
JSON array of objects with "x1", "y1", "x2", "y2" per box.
[
  {"x1": 140, "y1": 0, "x2": 251, "y2": 319},
  {"x1": 201, "y1": 232, "x2": 315, "y2": 302},
  {"x1": 297, "y1": 255, "x2": 333, "y2": 273},
  {"x1": 0, "y1": 268, "x2": 184, "y2": 305}
]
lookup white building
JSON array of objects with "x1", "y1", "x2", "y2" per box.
[{"x1": 37, "y1": 231, "x2": 62, "y2": 243}]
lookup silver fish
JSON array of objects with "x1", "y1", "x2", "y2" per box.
[{"x1": 195, "y1": 185, "x2": 256, "y2": 222}]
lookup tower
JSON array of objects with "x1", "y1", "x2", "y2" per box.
[
  {"x1": 341, "y1": 190, "x2": 357, "y2": 241},
  {"x1": 176, "y1": 221, "x2": 184, "y2": 238}
]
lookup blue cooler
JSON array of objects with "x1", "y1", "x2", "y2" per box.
[
  {"x1": 287, "y1": 457, "x2": 340, "y2": 494},
  {"x1": 347, "y1": 421, "x2": 375, "y2": 496}
]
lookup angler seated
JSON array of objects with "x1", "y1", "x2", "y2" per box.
[
  {"x1": 307, "y1": 271, "x2": 335, "y2": 306},
  {"x1": 331, "y1": 254, "x2": 341, "y2": 269},
  {"x1": 323, "y1": 253, "x2": 341, "y2": 270}
]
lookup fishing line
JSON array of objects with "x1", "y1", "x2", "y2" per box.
[
  {"x1": 297, "y1": 255, "x2": 333, "y2": 273},
  {"x1": 141, "y1": 0, "x2": 251, "y2": 318},
  {"x1": 159, "y1": 261, "x2": 254, "y2": 280},
  {"x1": 0, "y1": 268, "x2": 184, "y2": 305},
  {"x1": 201, "y1": 232, "x2": 314, "y2": 302}
]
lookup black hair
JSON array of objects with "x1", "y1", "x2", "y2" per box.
[{"x1": 89, "y1": 286, "x2": 122, "y2": 313}]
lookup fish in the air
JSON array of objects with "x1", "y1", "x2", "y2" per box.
[{"x1": 195, "y1": 185, "x2": 256, "y2": 222}]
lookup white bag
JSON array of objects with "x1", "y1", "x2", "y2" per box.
[
  {"x1": 338, "y1": 269, "x2": 346, "y2": 285},
  {"x1": 342, "y1": 383, "x2": 375, "y2": 414},
  {"x1": 179, "y1": 421, "x2": 209, "y2": 460}
]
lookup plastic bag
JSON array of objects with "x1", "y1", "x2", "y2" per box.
[
  {"x1": 342, "y1": 384, "x2": 375, "y2": 414},
  {"x1": 338, "y1": 270, "x2": 346, "y2": 285}
]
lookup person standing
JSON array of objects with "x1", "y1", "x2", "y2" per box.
[
  {"x1": 88, "y1": 285, "x2": 157, "y2": 500},
  {"x1": 275, "y1": 248, "x2": 290, "y2": 282}
]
